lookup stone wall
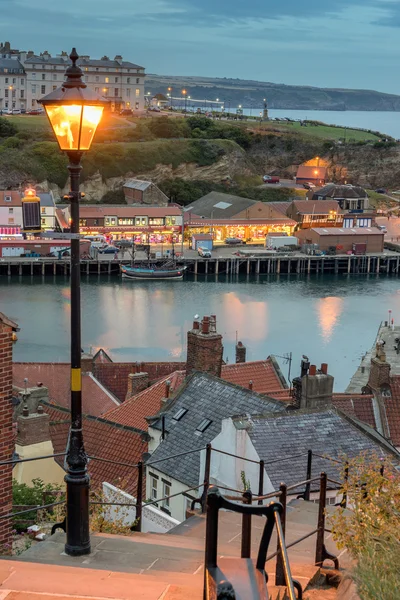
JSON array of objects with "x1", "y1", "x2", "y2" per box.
[{"x1": 0, "y1": 319, "x2": 15, "y2": 552}]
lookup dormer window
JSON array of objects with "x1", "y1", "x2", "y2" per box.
[{"x1": 4, "y1": 196, "x2": 11, "y2": 202}]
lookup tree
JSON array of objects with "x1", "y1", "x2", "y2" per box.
[{"x1": 0, "y1": 117, "x2": 17, "y2": 138}]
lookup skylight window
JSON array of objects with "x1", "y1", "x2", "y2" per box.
[
  {"x1": 172, "y1": 407, "x2": 188, "y2": 422},
  {"x1": 195, "y1": 419, "x2": 212, "y2": 434}
]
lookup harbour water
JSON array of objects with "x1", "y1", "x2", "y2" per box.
[{"x1": 2, "y1": 274, "x2": 400, "y2": 391}]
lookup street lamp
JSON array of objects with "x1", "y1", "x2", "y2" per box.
[
  {"x1": 168, "y1": 86, "x2": 173, "y2": 110},
  {"x1": 182, "y1": 89, "x2": 187, "y2": 113},
  {"x1": 38, "y1": 48, "x2": 105, "y2": 557}
]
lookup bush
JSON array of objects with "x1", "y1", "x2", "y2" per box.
[
  {"x1": 1, "y1": 136, "x2": 24, "y2": 149},
  {"x1": 100, "y1": 189, "x2": 126, "y2": 204},
  {"x1": 329, "y1": 454, "x2": 400, "y2": 600},
  {"x1": 12, "y1": 478, "x2": 64, "y2": 531},
  {"x1": 0, "y1": 117, "x2": 17, "y2": 138}
]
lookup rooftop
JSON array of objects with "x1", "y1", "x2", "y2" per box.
[
  {"x1": 24, "y1": 55, "x2": 144, "y2": 70},
  {"x1": 13, "y1": 363, "x2": 120, "y2": 417},
  {"x1": 241, "y1": 407, "x2": 400, "y2": 490},
  {"x1": 309, "y1": 227, "x2": 383, "y2": 236},
  {"x1": 123, "y1": 179, "x2": 152, "y2": 191},
  {"x1": 221, "y1": 357, "x2": 289, "y2": 396},
  {"x1": 291, "y1": 200, "x2": 341, "y2": 215},
  {"x1": 79, "y1": 205, "x2": 181, "y2": 218},
  {"x1": 186, "y1": 192, "x2": 257, "y2": 219},
  {"x1": 147, "y1": 372, "x2": 286, "y2": 486},
  {"x1": 104, "y1": 371, "x2": 186, "y2": 430},
  {"x1": 312, "y1": 184, "x2": 367, "y2": 199},
  {"x1": 296, "y1": 166, "x2": 327, "y2": 179},
  {"x1": 43, "y1": 402, "x2": 147, "y2": 493}
]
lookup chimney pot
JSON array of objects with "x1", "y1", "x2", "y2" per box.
[
  {"x1": 193, "y1": 320, "x2": 200, "y2": 330},
  {"x1": 202, "y1": 316, "x2": 210, "y2": 334},
  {"x1": 309, "y1": 365, "x2": 317, "y2": 376},
  {"x1": 165, "y1": 380, "x2": 171, "y2": 398},
  {"x1": 248, "y1": 380, "x2": 253, "y2": 390},
  {"x1": 235, "y1": 340, "x2": 246, "y2": 363},
  {"x1": 22, "y1": 404, "x2": 29, "y2": 417},
  {"x1": 37, "y1": 405, "x2": 44, "y2": 414},
  {"x1": 321, "y1": 363, "x2": 328, "y2": 375}
]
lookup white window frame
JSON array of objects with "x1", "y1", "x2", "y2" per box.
[
  {"x1": 162, "y1": 482, "x2": 171, "y2": 507},
  {"x1": 150, "y1": 476, "x2": 158, "y2": 500}
]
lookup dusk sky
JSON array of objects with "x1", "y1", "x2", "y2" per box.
[{"x1": 3, "y1": 0, "x2": 400, "y2": 94}]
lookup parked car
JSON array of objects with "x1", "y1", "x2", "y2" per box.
[
  {"x1": 120, "y1": 108, "x2": 133, "y2": 116},
  {"x1": 376, "y1": 224, "x2": 387, "y2": 233},
  {"x1": 114, "y1": 239, "x2": 133, "y2": 248},
  {"x1": 263, "y1": 175, "x2": 280, "y2": 184},
  {"x1": 27, "y1": 109, "x2": 43, "y2": 115},
  {"x1": 148, "y1": 106, "x2": 161, "y2": 112},
  {"x1": 198, "y1": 247, "x2": 211, "y2": 258},
  {"x1": 303, "y1": 182, "x2": 316, "y2": 190},
  {"x1": 225, "y1": 238, "x2": 245, "y2": 245},
  {"x1": 375, "y1": 188, "x2": 387, "y2": 194},
  {"x1": 97, "y1": 245, "x2": 119, "y2": 254}
]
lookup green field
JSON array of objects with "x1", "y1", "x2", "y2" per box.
[
  {"x1": 4, "y1": 113, "x2": 131, "y2": 134},
  {"x1": 263, "y1": 120, "x2": 381, "y2": 142}
]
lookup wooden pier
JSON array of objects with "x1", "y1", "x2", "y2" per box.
[{"x1": 1, "y1": 253, "x2": 400, "y2": 278}]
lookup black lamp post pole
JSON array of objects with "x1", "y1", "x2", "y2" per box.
[{"x1": 65, "y1": 151, "x2": 90, "y2": 556}]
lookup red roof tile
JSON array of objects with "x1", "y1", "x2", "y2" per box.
[
  {"x1": 292, "y1": 200, "x2": 341, "y2": 215},
  {"x1": 44, "y1": 403, "x2": 147, "y2": 493},
  {"x1": 13, "y1": 363, "x2": 120, "y2": 417},
  {"x1": 333, "y1": 394, "x2": 376, "y2": 428},
  {"x1": 0, "y1": 191, "x2": 22, "y2": 207},
  {"x1": 104, "y1": 371, "x2": 186, "y2": 430},
  {"x1": 386, "y1": 376, "x2": 400, "y2": 446},
  {"x1": 93, "y1": 361, "x2": 186, "y2": 401},
  {"x1": 55, "y1": 209, "x2": 69, "y2": 230},
  {"x1": 221, "y1": 358, "x2": 288, "y2": 396}
]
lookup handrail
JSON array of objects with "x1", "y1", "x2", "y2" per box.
[
  {"x1": 0, "y1": 500, "x2": 66, "y2": 520},
  {"x1": 311, "y1": 452, "x2": 341, "y2": 464},
  {"x1": 0, "y1": 452, "x2": 67, "y2": 466},
  {"x1": 266, "y1": 528, "x2": 318, "y2": 562},
  {"x1": 327, "y1": 477, "x2": 342, "y2": 486},
  {"x1": 286, "y1": 475, "x2": 321, "y2": 492},
  {"x1": 265, "y1": 452, "x2": 307, "y2": 466},
  {"x1": 214, "y1": 484, "x2": 244, "y2": 494},
  {"x1": 143, "y1": 484, "x2": 202, "y2": 508},
  {"x1": 88, "y1": 455, "x2": 139, "y2": 469},
  {"x1": 146, "y1": 447, "x2": 204, "y2": 466},
  {"x1": 274, "y1": 511, "x2": 297, "y2": 600},
  {"x1": 211, "y1": 447, "x2": 261, "y2": 464},
  {"x1": 253, "y1": 489, "x2": 282, "y2": 501}
]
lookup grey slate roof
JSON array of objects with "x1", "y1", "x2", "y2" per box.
[
  {"x1": 242, "y1": 408, "x2": 400, "y2": 491},
  {"x1": 0, "y1": 58, "x2": 24, "y2": 73},
  {"x1": 38, "y1": 193, "x2": 55, "y2": 207},
  {"x1": 24, "y1": 56, "x2": 143, "y2": 69},
  {"x1": 123, "y1": 179, "x2": 152, "y2": 191},
  {"x1": 312, "y1": 184, "x2": 367, "y2": 199},
  {"x1": 187, "y1": 192, "x2": 257, "y2": 219},
  {"x1": 147, "y1": 372, "x2": 286, "y2": 487}
]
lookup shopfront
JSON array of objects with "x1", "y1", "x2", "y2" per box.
[
  {"x1": 79, "y1": 225, "x2": 182, "y2": 245},
  {"x1": 185, "y1": 218, "x2": 295, "y2": 243}
]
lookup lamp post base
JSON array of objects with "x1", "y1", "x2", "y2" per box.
[{"x1": 64, "y1": 470, "x2": 91, "y2": 556}]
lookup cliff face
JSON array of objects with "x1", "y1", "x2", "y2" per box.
[
  {"x1": 146, "y1": 74, "x2": 400, "y2": 112},
  {"x1": 38, "y1": 150, "x2": 250, "y2": 201}
]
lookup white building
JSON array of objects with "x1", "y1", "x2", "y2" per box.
[
  {"x1": 0, "y1": 189, "x2": 56, "y2": 233},
  {"x1": 0, "y1": 42, "x2": 145, "y2": 113},
  {"x1": 0, "y1": 58, "x2": 26, "y2": 113}
]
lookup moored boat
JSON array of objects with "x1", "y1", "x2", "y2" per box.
[{"x1": 121, "y1": 262, "x2": 186, "y2": 280}]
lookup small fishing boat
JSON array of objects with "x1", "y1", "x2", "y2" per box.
[{"x1": 121, "y1": 261, "x2": 186, "y2": 281}]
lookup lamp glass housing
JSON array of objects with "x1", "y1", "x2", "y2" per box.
[{"x1": 44, "y1": 104, "x2": 104, "y2": 151}]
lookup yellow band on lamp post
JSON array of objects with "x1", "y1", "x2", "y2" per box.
[{"x1": 71, "y1": 368, "x2": 81, "y2": 391}]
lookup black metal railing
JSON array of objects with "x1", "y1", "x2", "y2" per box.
[{"x1": 3, "y1": 445, "x2": 351, "y2": 597}]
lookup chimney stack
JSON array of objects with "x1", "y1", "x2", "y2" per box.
[
  {"x1": 235, "y1": 341, "x2": 246, "y2": 363},
  {"x1": 367, "y1": 341, "x2": 391, "y2": 392},
  {"x1": 126, "y1": 371, "x2": 149, "y2": 401},
  {"x1": 300, "y1": 363, "x2": 334, "y2": 409},
  {"x1": 248, "y1": 380, "x2": 253, "y2": 391},
  {"x1": 186, "y1": 315, "x2": 224, "y2": 378},
  {"x1": 165, "y1": 380, "x2": 171, "y2": 399},
  {"x1": 17, "y1": 405, "x2": 51, "y2": 446}
]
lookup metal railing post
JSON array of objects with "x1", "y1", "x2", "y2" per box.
[
  {"x1": 304, "y1": 450, "x2": 312, "y2": 501},
  {"x1": 315, "y1": 472, "x2": 326, "y2": 566},
  {"x1": 275, "y1": 483, "x2": 287, "y2": 586},
  {"x1": 132, "y1": 461, "x2": 143, "y2": 532},
  {"x1": 241, "y1": 489, "x2": 252, "y2": 558},
  {"x1": 202, "y1": 444, "x2": 212, "y2": 513},
  {"x1": 340, "y1": 461, "x2": 349, "y2": 508},
  {"x1": 258, "y1": 459, "x2": 265, "y2": 505},
  {"x1": 315, "y1": 472, "x2": 339, "y2": 569}
]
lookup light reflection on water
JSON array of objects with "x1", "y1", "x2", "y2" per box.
[{"x1": 2, "y1": 274, "x2": 400, "y2": 391}]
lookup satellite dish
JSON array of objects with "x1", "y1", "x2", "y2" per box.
[{"x1": 194, "y1": 314, "x2": 199, "y2": 319}]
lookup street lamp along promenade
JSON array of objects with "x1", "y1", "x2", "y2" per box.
[{"x1": 38, "y1": 48, "x2": 106, "y2": 557}]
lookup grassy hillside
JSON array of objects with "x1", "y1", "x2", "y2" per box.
[{"x1": 261, "y1": 120, "x2": 381, "y2": 142}]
